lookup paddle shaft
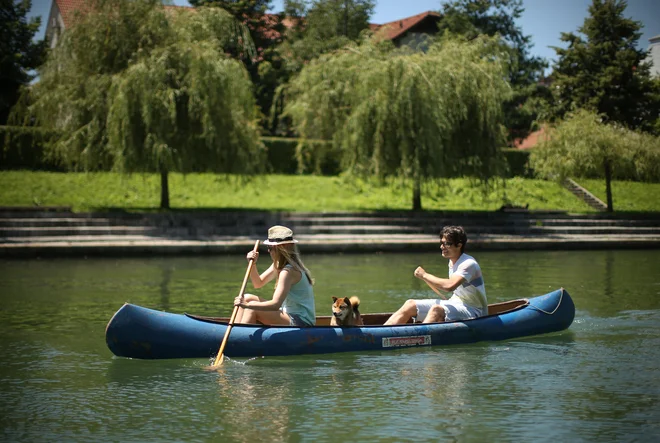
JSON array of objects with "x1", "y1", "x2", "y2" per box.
[
  {"x1": 424, "y1": 280, "x2": 447, "y2": 300},
  {"x1": 212, "y1": 240, "x2": 260, "y2": 366}
]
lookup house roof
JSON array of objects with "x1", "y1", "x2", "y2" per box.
[
  {"x1": 52, "y1": 1, "x2": 291, "y2": 32},
  {"x1": 54, "y1": 0, "x2": 91, "y2": 27},
  {"x1": 371, "y1": 10, "x2": 441, "y2": 41},
  {"x1": 51, "y1": 2, "x2": 436, "y2": 44},
  {"x1": 513, "y1": 127, "x2": 548, "y2": 150}
]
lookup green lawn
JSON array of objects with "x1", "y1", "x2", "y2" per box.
[
  {"x1": 576, "y1": 179, "x2": 660, "y2": 213},
  {"x1": 1, "y1": 171, "x2": 656, "y2": 213}
]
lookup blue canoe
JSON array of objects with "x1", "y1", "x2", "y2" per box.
[{"x1": 105, "y1": 288, "x2": 574, "y2": 359}]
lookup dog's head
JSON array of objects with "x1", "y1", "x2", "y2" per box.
[{"x1": 331, "y1": 296, "x2": 352, "y2": 320}]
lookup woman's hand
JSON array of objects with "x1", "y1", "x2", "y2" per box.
[
  {"x1": 234, "y1": 296, "x2": 246, "y2": 308},
  {"x1": 414, "y1": 266, "x2": 426, "y2": 280},
  {"x1": 247, "y1": 250, "x2": 259, "y2": 262}
]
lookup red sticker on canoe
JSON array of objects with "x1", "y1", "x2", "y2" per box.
[{"x1": 382, "y1": 335, "x2": 432, "y2": 348}]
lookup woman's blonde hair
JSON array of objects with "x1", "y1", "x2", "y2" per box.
[{"x1": 272, "y1": 244, "x2": 314, "y2": 285}]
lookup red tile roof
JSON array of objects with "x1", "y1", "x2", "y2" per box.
[
  {"x1": 513, "y1": 127, "x2": 549, "y2": 150},
  {"x1": 54, "y1": 1, "x2": 290, "y2": 32},
  {"x1": 54, "y1": 0, "x2": 91, "y2": 27},
  {"x1": 372, "y1": 10, "x2": 441, "y2": 41},
  {"x1": 53, "y1": 2, "x2": 434, "y2": 45}
]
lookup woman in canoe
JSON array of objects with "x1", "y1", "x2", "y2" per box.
[{"x1": 233, "y1": 225, "x2": 316, "y2": 327}]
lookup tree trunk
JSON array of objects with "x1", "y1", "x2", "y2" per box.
[
  {"x1": 412, "y1": 176, "x2": 422, "y2": 211},
  {"x1": 160, "y1": 170, "x2": 170, "y2": 210},
  {"x1": 604, "y1": 158, "x2": 613, "y2": 212},
  {"x1": 343, "y1": 0, "x2": 348, "y2": 37},
  {"x1": 412, "y1": 135, "x2": 423, "y2": 211}
]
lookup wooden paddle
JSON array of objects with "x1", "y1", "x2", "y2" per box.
[
  {"x1": 210, "y1": 240, "x2": 260, "y2": 367},
  {"x1": 424, "y1": 280, "x2": 448, "y2": 300},
  {"x1": 415, "y1": 265, "x2": 448, "y2": 300}
]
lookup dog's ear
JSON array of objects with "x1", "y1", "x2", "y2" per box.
[
  {"x1": 332, "y1": 296, "x2": 338, "y2": 302},
  {"x1": 343, "y1": 297, "x2": 350, "y2": 305}
]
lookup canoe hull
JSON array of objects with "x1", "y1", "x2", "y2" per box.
[{"x1": 105, "y1": 288, "x2": 575, "y2": 359}]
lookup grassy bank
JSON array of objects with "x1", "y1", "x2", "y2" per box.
[
  {"x1": 576, "y1": 179, "x2": 660, "y2": 212},
  {"x1": 1, "y1": 171, "x2": 655, "y2": 213}
]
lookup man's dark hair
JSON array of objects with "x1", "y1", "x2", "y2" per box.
[{"x1": 440, "y1": 226, "x2": 467, "y2": 253}]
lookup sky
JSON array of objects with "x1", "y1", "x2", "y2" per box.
[{"x1": 28, "y1": 0, "x2": 660, "y2": 70}]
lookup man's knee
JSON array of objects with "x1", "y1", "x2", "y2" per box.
[
  {"x1": 402, "y1": 299, "x2": 418, "y2": 314},
  {"x1": 428, "y1": 305, "x2": 446, "y2": 321}
]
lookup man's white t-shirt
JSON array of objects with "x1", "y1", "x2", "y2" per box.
[{"x1": 448, "y1": 253, "x2": 487, "y2": 311}]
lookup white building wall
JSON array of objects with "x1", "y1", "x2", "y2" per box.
[
  {"x1": 648, "y1": 36, "x2": 660, "y2": 78},
  {"x1": 45, "y1": 1, "x2": 65, "y2": 49}
]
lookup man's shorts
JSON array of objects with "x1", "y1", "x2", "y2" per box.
[{"x1": 415, "y1": 297, "x2": 484, "y2": 322}]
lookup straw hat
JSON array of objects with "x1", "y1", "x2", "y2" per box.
[{"x1": 263, "y1": 225, "x2": 298, "y2": 245}]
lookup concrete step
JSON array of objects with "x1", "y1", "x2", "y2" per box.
[
  {"x1": 3, "y1": 233, "x2": 660, "y2": 259},
  {"x1": 0, "y1": 217, "x2": 124, "y2": 227},
  {"x1": 1, "y1": 234, "x2": 162, "y2": 243},
  {"x1": 291, "y1": 224, "x2": 660, "y2": 236},
  {"x1": 2, "y1": 215, "x2": 659, "y2": 232},
  {"x1": 284, "y1": 216, "x2": 660, "y2": 228},
  {"x1": 0, "y1": 226, "x2": 157, "y2": 237},
  {"x1": 563, "y1": 178, "x2": 608, "y2": 211},
  {"x1": 0, "y1": 225, "x2": 265, "y2": 238}
]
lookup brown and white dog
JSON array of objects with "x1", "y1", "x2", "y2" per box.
[{"x1": 330, "y1": 296, "x2": 364, "y2": 326}]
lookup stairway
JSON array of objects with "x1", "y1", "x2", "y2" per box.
[
  {"x1": 2, "y1": 207, "x2": 660, "y2": 257},
  {"x1": 563, "y1": 178, "x2": 608, "y2": 211}
]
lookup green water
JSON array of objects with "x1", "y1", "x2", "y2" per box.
[{"x1": 1, "y1": 250, "x2": 659, "y2": 442}]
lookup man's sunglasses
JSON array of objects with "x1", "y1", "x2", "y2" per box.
[{"x1": 440, "y1": 241, "x2": 454, "y2": 247}]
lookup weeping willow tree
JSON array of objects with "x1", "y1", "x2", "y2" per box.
[
  {"x1": 530, "y1": 109, "x2": 660, "y2": 212},
  {"x1": 283, "y1": 35, "x2": 511, "y2": 210},
  {"x1": 18, "y1": 0, "x2": 263, "y2": 209}
]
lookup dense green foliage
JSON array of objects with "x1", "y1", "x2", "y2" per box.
[
  {"x1": 279, "y1": 0, "x2": 375, "y2": 70},
  {"x1": 189, "y1": 1, "x2": 288, "y2": 130},
  {"x1": 268, "y1": 0, "x2": 375, "y2": 135},
  {"x1": 0, "y1": 125, "x2": 60, "y2": 171},
  {"x1": 0, "y1": 171, "x2": 603, "y2": 213},
  {"x1": 2, "y1": 128, "x2": 531, "y2": 178},
  {"x1": 549, "y1": 0, "x2": 659, "y2": 133},
  {"x1": 0, "y1": 0, "x2": 45, "y2": 124},
  {"x1": 438, "y1": 0, "x2": 548, "y2": 144},
  {"x1": 530, "y1": 110, "x2": 660, "y2": 211},
  {"x1": 284, "y1": 36, "x2": 511, "y2": 210},
  {"x1": 18, "y1": 0, "x2": 263, "y2": 209},
  {"x1": 297, "y1": 0, "x2": 374, "y2": 41},
  {"x1": 500, "y1": 148, "x2": 532, "y2": 177},
  {"x1": 262, "y1": 136, "x2": 338, "y2": 174}
]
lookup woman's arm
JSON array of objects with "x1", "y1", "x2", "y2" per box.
[
  {"x1": 244, "y1": 268, "x2": 300, "y2": 311},
  {"x1": 248, "y1": 253, "x2": 277, "y2": 289}
]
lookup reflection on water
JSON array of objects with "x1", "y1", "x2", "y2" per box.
[{"x1": 1, "y1": 250, "x2": 659, "y2": 441}]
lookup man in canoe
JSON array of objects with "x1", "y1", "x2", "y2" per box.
[
  {"x1": 384, "y1": 226, "x2": 487, "y2": 325},
  {"x1": 233, "y1": 225, "x2": 316, "y2": 327}
]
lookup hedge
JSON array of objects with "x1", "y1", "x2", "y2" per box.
[
  {"x1": 262, "y1": 136, "x2": 340, "y2": 175},
  {"x1": 2, "y1": 126, "x2": 531, "y2": 178},
  {"x1": 0, "y1": 126, "x2": 63, "y2": 171},
  {"x1": 501, "y1": 148, "x2": 532, "y2": 178}
]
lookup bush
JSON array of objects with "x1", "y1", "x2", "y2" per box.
[
  {"x1": 262, "y1": 137, "x2": 340, "y2": 175},
  {"x1": 501, "y1": 148, "x2": 532, "y2": 177},
  {"x1": 262, "y1": 137, "x2": 298, "y2": 174},
  {"x1": 0, "y1": 126, "x2": 62, "y2": 171}
]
